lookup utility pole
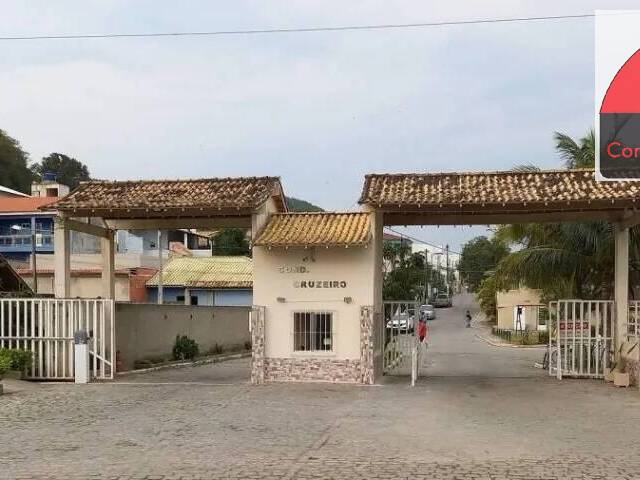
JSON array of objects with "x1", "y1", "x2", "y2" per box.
[
  {"x1": 423, "y1": 247, "x2": 429, "y2": 304},
  {"x1": 445, "y1": 244, "x2": 450, "y2": 296}
]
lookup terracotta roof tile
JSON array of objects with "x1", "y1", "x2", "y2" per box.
[
  {"x1": 146, "y1": 256, "x2": 252, "y2": 289},
  {"x1": 0, "y1": 197, "x2": 59, "y2": 213},
  {"x1": 49, "y1": 177, "x2": 285, "y2": 216},
  {"x1": 254, "y1": 212, "x2": 371, "y2": 248},
  {"x1": 358, "y1": 169, "x2": 640, "y2": 208}
]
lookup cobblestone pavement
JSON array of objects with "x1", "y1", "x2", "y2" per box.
[{"x1": 2, "y1": 296, "x2": 640, "y2": 479}]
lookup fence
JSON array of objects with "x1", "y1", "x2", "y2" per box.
[
  {"x1": 0, "y1": 298, "x2": 114, "y2": 380},
  {"x1": 548, "y1": 300, "x2": 614, "y2": 379},
  {"x1": 115, "y1": 303, "x2": 250, "y2": 371}
]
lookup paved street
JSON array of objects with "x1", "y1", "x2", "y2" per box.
[{"x1": 2, "y1": 294, "x2": 640, "y2": 479}]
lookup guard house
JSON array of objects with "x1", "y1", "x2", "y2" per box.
[{"x1": 252, "y1": 212, "x2": 378, "y2": 383}]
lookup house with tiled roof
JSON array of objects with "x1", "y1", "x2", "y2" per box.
[{"x1": 145, "y1": 256, "x2": 253, "y2": 306}]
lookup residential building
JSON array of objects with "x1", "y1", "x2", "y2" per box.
[
  {"x1": 496, "y1": 288, "x2": 545, "y2": 331},
  {"x1": 18, "y1": 265, "x2": 157, "y2": 302},
  {"x1": 146, "y1": 256, "x2": 252, "y2": 306},
  {"x1": 31, "y1": 174, "x2": 70, "y2": 198},
  {"x1": 0, "y1": 185, "x2": 29, "y2": 198}
]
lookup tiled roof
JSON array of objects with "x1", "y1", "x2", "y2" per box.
[
  {"x1": 359, "y1": 169, "x2": 640, "y2": 209},
  {"x1": 146, "y1": 256, "x2": 252, "y2": 289},
  {"x1": 0, "y1": 197, "x2": 59, "y2": 214},
  {"x1": 50, "y1": 177, "x2": 285, "y2": 216},
  {"x1": 0, "y1": 185, "x2": 29, "y2": 197},
  {"x1": 254, "y1": 212, "x2": 371, "y2": 248}
]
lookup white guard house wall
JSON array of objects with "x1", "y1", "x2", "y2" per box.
[{"x1": 253, "y1": 244, "x2": 377, "y2": 383}]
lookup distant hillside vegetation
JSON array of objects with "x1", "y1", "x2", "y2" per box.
[{"x1": 286, "y1": 197, "x2": 324, "y2": 212}]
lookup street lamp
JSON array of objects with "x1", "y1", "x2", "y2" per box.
[{"x1": 11, "y1": 224, "x2": 37, "y2": 293}]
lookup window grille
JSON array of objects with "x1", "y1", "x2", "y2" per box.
[{"x1": 293, "y1": 311, "x2": 333, "y2": 352}]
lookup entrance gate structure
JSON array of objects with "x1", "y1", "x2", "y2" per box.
[
  {"x1": 547, "y1": 300, "x2": 614, "y2": 379},
  {"x1": 382, "y1": 301, "x2": 420, "y2": 375},
  {"x1": 359, "y1": 169, "x2": 640, "y2": 377},
  {"x1": 44, "y1": 177, "x2": 287, "y2": 381}
]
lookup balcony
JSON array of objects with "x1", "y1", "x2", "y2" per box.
[{"x1": 0, "y1": 232, "x2": 54, "y2": 253}]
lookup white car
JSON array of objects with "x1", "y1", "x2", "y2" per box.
[{"x1": 386, "y1": 313, "x2": 415, "y2": 332}]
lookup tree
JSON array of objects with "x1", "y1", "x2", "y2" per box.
[
  {"x1": 489, "y1": 129, "x2": 640, "y2": 300},
  {"x1": 494, "y1": 222, "x2": 616, "y2": 299},
  {"x1": 286, "y1": 197, "x2": 324, "y2": 212},
  {"x1": 0, "y1": 129, "x2": 32, "y2": 193},
  {"x1": 30, "y1": 153, "x2": 90, "y2": 190},
  {"x1": 458, "y1": 236, "x2": 509, "y2": 292},
  {"x1": 553, "y1": 129, "x2": 595, "y2": 169},
  {"x1": 211, "y1": 229, "x2": 250, "y2": 256}
]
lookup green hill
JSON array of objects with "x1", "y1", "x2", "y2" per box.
[{"x1": 286, "y1": 197, "x2": 324, "y2": 212}]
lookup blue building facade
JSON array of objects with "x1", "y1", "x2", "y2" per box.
[
  {"x1": 0, "y1": 214, "x2": 55, "y2": 261},
  {"x1": 146, "y1": 287, "x2": 252, "y2": 306}
]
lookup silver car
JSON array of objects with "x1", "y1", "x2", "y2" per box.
[
  {"x1": 420, "y1": 304, "x2": 435, "y2": 320},
  {"x1": 434, "y1": 294, "x2": 452, "y2": 308}
]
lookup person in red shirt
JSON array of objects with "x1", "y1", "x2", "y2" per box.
[{"x1": 418, "y1": 318, "x2": 428, "y2": 343}]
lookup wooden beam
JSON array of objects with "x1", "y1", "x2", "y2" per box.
[
  {"x1": 383, "y1": 210, "x2": 624, "y2": 226},
  {"x1": 618, "y1": 211, "x2": 640, "y2": 229},
  {"x1": 64, "y1": 218, "x2": 112, "y2": 239},
  {"x1": 104, "y1": 217, "x2": 251, "y2": 230}
]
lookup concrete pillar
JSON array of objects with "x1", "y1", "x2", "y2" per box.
[
  {"x1": 614, "y1": 225, "x2": 629, "y2": 362},
  {"x1": 54, "y1": 218, "x2": 71, "y2": 298},
  {"x1": 184, "y1": 288, "x2": 191, "y2": 305},
  {"x1": 370, "y1": 208, "x2": 384, "y2": 313},
  {"x1": 157, "y1": 230, "x2": 164, "y2": 305},
  {"x1": 101, "y1": 230, "x2": 115, "y2": 299}
]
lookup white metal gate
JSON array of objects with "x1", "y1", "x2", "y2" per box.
[
  {"x1": 383, "y1": 301, "x2": 420, "y2": 375},
  {"x1": 548, "y1": 300, "x2": 614, "y2": 379},
  {"x1": 0, "y1": 298, "x2": 115, "y2": 380}
]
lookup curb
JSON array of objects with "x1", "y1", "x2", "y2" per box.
[
  {"x1": 116, "y1": 351, "x2": 251, "y2": 376},
  {"x1": 475, "y1": 334, "x2": 546, "y2": 349}
]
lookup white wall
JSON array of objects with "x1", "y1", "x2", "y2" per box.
[{"x1": 253, "y1": 245, "x2": 375, "y2": 360}]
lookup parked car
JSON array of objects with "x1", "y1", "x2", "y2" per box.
[
  {"x1": 420, "y1": 304, "x2": 436, "y2": 321},
  {"x1": 433, "y1": 293, "x2": 452, "y2": 308},
  {"x1": 386, "y1": 312, "x2": 415, "y2": 332}
]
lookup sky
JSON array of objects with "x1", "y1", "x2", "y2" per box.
[{"x1": 2, "y1": 0, "x2": 639, "y2": 252}]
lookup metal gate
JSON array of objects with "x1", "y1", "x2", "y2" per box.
[
  {"x1": 548, "y1": 300, "x2": 614, "y2": 379},
  {"x1": 383, "y1": 301, "x2": 420, "y2": 375},
  {"x1": 0, "y1": 298, "x2": 115, "y2": 380}
]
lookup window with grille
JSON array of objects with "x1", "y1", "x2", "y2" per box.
[{"x1": 293, "y1": 311, "x2": 333, "y2": 352}]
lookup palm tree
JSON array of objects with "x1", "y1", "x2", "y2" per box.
[
  {"x1": 491, "y1": 129, "x2": 639, "y2": 300},
  {"x1": 553, "y1": 129, "x2": 595, "y2": 169}
]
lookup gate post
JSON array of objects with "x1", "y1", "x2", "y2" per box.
[
  {"x1": 54, "y1": 218, "x2": 70, "y2": 298},
  {"x1": 360, "y1": 306, "x2": 375, "y2": 385},
  {"x1": 614, "y1": 225, "x2": 629, "y2": 364},
  {"x1": 250, "y1": 306, "x2": 266, "y2": 385}
]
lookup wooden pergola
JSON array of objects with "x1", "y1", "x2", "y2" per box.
[
  {"x1": 359, "y1": 168, "x2": 640, "y2": 361},
  {"x1": 48, "y1": 176, "x2": 286, "y2": 301}
]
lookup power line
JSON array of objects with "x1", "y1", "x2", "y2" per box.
[
  {"x1": 0, "y1": 13, "x2": 595, "y2": 41},
  {"x1": 385, "y1": 227, "x2": 462, "y2": 256}
]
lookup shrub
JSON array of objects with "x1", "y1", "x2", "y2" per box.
[
  {"x1": 244, "y1": 340, "x2": 252, "y2": 351},
  {"x1": 208, "y1": 343, "x2": 224, "y2": 355},
  {"x1": 0, "y1": 348, "x2": 33, "y2": 373},
  {"x1": 0, "y1": 355, "x2": 11, "y2": 377},
  {"x1": 172, "y1": 335, "x2": 199, "y2": 361}
]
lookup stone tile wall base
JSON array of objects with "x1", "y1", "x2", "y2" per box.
[
  {"x1": 264, "y1": 358, "x2": 362, "y2": 383},
  {"x1": 627, "y1": 359, "x2": 639, "y2": 386}
]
